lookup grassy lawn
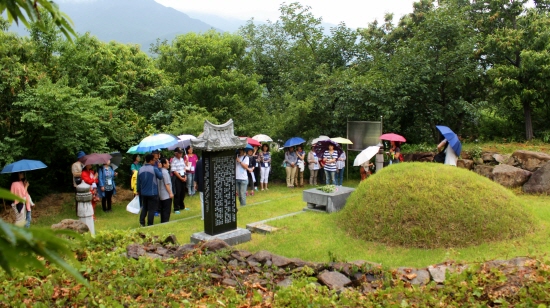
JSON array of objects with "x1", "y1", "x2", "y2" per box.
[{"x1": 32, "y1": 178, "x2": 550, "y2": 269}]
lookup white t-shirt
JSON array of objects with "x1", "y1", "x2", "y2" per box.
[{"x1": 235, "y1": 155, "x2": 249, "y2": 180}]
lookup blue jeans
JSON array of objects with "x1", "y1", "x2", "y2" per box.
[
  {"x1": 324, "y1": 170, "x2": 336, "y2": 185},
  {"x1": 25, "y1": 210, "x2": 31, "y2": 228},
  {"x1": 186, "y1": 173, "x2": 195, "y2": 196},
  {"x1": 337, "y1": 167, "x2": 345, "y2": 186},
  {"x1": 236, "y1": 179, "x2": 248, "y2": 206}
]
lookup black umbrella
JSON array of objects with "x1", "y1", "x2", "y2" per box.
[
  {"x1": 314, "y1": 140, "x2": 343, "y2": 158},
  {"x1": 110, "y1": 152, "x2": 123, "y2": 170}
]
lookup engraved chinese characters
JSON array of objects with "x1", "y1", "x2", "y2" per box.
[{"x1": 203, "y1": 150, "x2": 237, "y2": 235}]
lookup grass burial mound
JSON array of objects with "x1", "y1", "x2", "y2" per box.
[{"x1": 336, "y1": 162, "x2": 535, "y2": 249}]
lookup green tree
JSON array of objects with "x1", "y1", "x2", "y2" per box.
[{"x1": 0, "y1": 0, "x2": 75, "y2": 41}]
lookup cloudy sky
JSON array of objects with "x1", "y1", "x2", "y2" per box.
[{"x1": 154, "y1": 0, "x2": 418, "y2": 28}]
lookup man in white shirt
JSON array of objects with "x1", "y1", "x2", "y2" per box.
[
  {"x1": 170, "y1": 147, "x2": 187, "y2": 213},
  {"x1": 235, "y1": 148, "x2": 249, "y2": 206}
]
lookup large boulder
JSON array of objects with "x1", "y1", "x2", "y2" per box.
[
  {"x1": 509, "y1": 150, "x2": 550, "y2": 172},
  {"x1": 474, "y1": 165, "x2": 494, "y2": 180},
  {"x1": 51, "y1": 219, "x2": 89, "y2": 234},
  {"x1": 523, "y1": 161, "x2": 550, "y2": 194},
  {"x1": 492, "y1": 164, "x2": 532, "y2": 188}
]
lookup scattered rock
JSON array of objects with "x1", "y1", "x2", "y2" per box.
[
  {"x1": 145, "y1": 252, "x2": 162, "y2": 260},
  {"x1": 249, "y1": 250, "x2": 273, "y2": 263},
  {"x1": 163, "y1": 234, "x2": 178, "y2": 245},
  {"x1": 317, "y1": 271, "x2": 352, "y2": 290},
  {"x1": 277, "y1": 278, "x2": 293, "y2": 288},
  {"x1": 222, "y1": 278, "x2": 238, "y2": 287},
  {"x1": 51, "y1": 219, "x2": 89, "y2": 234},
  {"x1": 174, "y1": 244, "x2": 195, "y2": 258},
  {"x1": 271, "y1": 254, "x2": 292, "y2": 268},
  {"x1": 523, "y1": 161, "x2": 550, "y2": 194},
  {"x1": 492, "y1": 164, "x2": 532, "y2": 188},
  {"x1": 126, "y1": 244, "x2": 146, "y2": 259},
  {"x1": 428, "y1": 265, "x2": 447, "y2": 283},
  {"x1": 200, "y1": 239, "x2": 230, "y2": 252}
]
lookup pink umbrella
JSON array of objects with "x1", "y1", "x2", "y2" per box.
[
  {"x1": 246, "y1": 137, "x2": 261, "y2": 147},
  {"x1": 379, "y1": 133, "x2": 406, "y2": 142}
]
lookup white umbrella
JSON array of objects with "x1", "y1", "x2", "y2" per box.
[
  {"x1": 311, "y1": 135, "x2": 330, "y2": 145},
  {"x1": 252, "y1": 134, "x2": 273, "y2": 142},
  {"x1": 167, "y1": 134, "x2": 197, "y2": 150},
  {"x1": 353, "y1": 146, "x2": 380, "y2": 166}
]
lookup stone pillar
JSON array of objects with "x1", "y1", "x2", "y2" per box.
[
  {"x1": 190, "y1": 119, "x2": 251, "y2": 244},
  {"x1": 75, "y1": 182, "x2": 95, "y2": 235},
  {"x1": 203, "y1": 150, "x2": 237, "y2": 235}
]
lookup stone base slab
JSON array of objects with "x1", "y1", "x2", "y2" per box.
[
  {"x1": 302, "y1": 187, "x2": 355, "y2": 213},
  {"x1": 190, "y1": 228, "x2": 251, "y2": 246},
  {"x1": 246, "y1": 223, "x2": 279, "y2": 234}
]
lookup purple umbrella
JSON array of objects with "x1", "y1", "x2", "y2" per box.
[{"x1": 80, "y1": 153, "x2": 112, "y2": 165}]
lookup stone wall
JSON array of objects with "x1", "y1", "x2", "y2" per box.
[{"x1": 125, "y1": 237, "x2": 537, "y2": 295}]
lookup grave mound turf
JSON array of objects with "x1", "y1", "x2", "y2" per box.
[{"x1": 336, "y1": 162, "x2": 535, "y2": 249}]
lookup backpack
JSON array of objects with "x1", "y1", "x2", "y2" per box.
[{"x1": 434, "y1": 142, "x2": 448, "y2": 163}]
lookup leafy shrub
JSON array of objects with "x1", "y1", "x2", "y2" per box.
[{"x1": 336, "y1": 163, "x2": 536, "y2": 248}]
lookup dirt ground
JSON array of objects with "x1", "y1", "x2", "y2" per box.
[{"x1": 1, "y1": 187, "x2": 135, "y2": 224}]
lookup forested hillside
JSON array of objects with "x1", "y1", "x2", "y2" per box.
[{"x1": 1, "y1": 0, "x2": 550, "y2": 193}]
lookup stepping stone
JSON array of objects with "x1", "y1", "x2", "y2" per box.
[{"x1": 246, "y1": 222, "x2": 279, "y2": 234}]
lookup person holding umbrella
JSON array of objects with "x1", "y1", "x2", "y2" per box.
[
  {"x1": 235, "y1": 148, "x2": 249, "y2": 206},
  {"x1": 307, "y1": 144, "x2": 320, "y2": 186},
  {"x1": 323, "y1": 143, "x2": 339, "y2": 185},
  {"x1": 137, "y1": 154, "x2": 164, "y2": 226},
  {"x1": 284, "y1": 146, "x2": 298, "y2": 188},
  {"x1": 436, "y1": 125, "x2": 461, "y2": 166},
  {"x1": 98, "y1": 160, "x2": 117, "y2": 212},
  {"x1": 9, "y1": 172, "x2": 32, "y2": 227},
  {"x1": 294, "y1": 144, "x2": 306, "y2": 188}
]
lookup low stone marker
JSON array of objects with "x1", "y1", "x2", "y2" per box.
[{"x1": 303, "y1": 187, "x2": 355, "y2": 213}]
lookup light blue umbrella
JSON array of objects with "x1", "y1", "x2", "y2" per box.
[
  {"x1": 283, "y1": 137, "x2": 306, "y2": 148},
  {"x1": 126, "y1": 145, "x2": 147, "y2": 154},
  {"x1": 136, "y1": 133, "x2": 179, "y2": 153},
  {"x1": 1, "y1": 159, "x2": 48, "y2": 174},
  {"x1": 436, "y1": 125, "x2": 462, "y2": 156}
]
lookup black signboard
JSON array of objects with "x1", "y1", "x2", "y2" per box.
[{"x1": 203, "y1": 149, "x2": 237, "y2": 235}]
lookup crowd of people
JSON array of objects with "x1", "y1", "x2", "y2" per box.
[
  {"x1": 8, "y1": 133, "x2": 459, "y2": 228},
  {"x1": 282, "y1": 142, "x2": 347, "y2": 189}
]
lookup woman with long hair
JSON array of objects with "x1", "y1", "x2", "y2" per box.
[
  {"x1": 307, "y1": 144, "x2": 320, "y2": 186},
  {"x1": 185, "y1": 146, "x2": 198, "y2": 196}
]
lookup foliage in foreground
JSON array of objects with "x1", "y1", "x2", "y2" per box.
[
  {"x1": 337, "y1": 163, "x2": 536, "y2": 249},
  {"x1": 1, "y1": 230, "x2": 550, "y2": 307}
]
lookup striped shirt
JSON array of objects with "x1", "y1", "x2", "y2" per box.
[{"x1": 323, "y1": 150, "x2": 339, "y2": 172}]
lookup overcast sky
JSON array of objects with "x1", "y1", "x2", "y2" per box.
[{"x1": 154, "y1": 0, "x2": 418, "y2": 28}]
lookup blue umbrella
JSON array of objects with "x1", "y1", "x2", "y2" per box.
[
  {"x1": 136, "y1": 133, "x2": 179, "y2": 153},
  {"x1": 436, "y1": 125, "x2": 462, "y2": 156},
  {"x1": 283, "y1": 137, "x2": 306, "y2": 148},
  {"x1": 1, "y1": 159, "x2": 48, "y2": 174}
]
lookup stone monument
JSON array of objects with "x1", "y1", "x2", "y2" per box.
[
  {"x1": 75, "y1": 181, "x2": 95, "y2": 235},
  {"x1": 190, "y1": 119, "x2": 251, "y2": 245}
]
